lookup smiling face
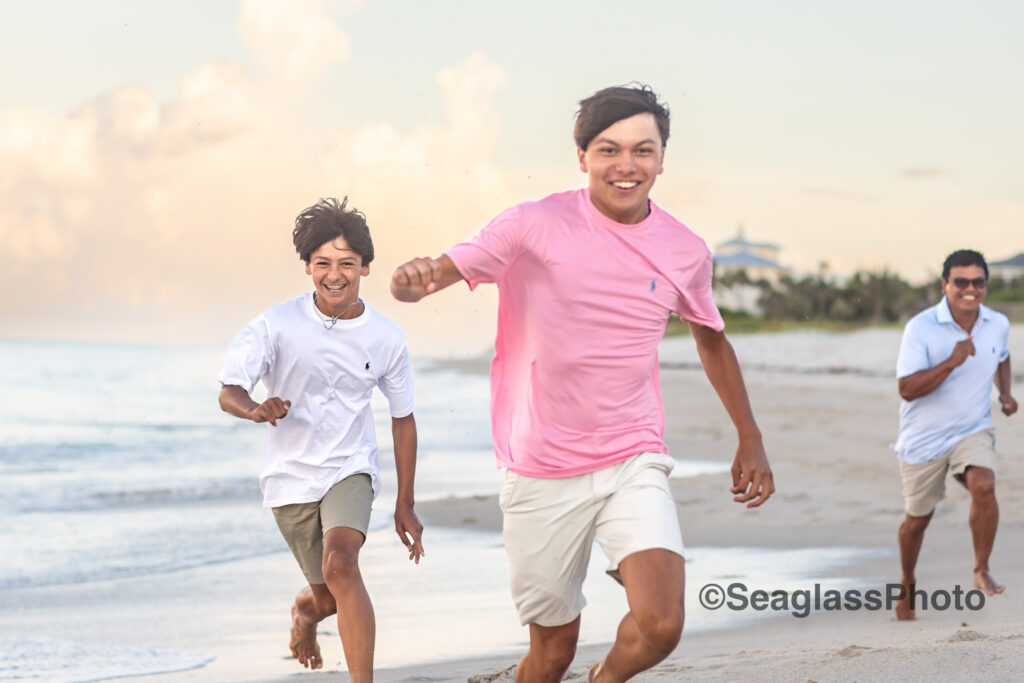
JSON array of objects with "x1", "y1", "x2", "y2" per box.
[
  {"x1": 577, "y1": 112, "x2": 665, "y2": 225},
  {"x1": 942, "y1": 264, "x2": 987, "y2": 320},
  {"x1": 306, "y1": 237, "x2": 369, "y2": 318}
]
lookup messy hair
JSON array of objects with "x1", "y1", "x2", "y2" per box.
[
  {"x1": 292, "y1": 197, "x2": 374, "y2": 266},
  {"x1": 574, "y1": 83, "x2": 670, "y2": 151}
]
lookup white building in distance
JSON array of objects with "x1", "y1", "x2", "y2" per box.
[
  {"x1": 712, "y1": 228, "x2": 786, "y2": 315},
  {"x1": 989, "y1": 252, "x2": 1024, "y2": 282}
]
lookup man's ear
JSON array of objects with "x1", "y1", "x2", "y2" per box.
[
  {"x1": 577, "y1": 146, "x2": 588, "y2": 173},
  {"x1": 305, "y1": 262, "x2": 312, "y2": 275}
]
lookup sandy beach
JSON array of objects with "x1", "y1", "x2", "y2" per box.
[{"x1": 3, "y1": 329, "x2": 1023, "y2": 681}]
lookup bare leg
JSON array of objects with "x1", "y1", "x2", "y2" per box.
[
  {"x1": 964, "y1": 466, "x2": 1004, "y2": 595},
  {"x1": 290, "y1": 583, "x2": 336, "y2": 669},
  {"x1": 895, "y1": 511, "x2": 932, "y2": 621},
  {"x1": 322, "y1": 526, "x2": 374, "y2": 682},
  {"x1": 515, "y1": 617, "x2": 580, "y2": 683},
  {"x1": 592, "y1": 549, "x2": 684, "y2": 682}
]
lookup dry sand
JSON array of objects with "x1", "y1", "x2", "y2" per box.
[{"x1": 374, "y1": 362, "x2": 1024, "y2": 682}]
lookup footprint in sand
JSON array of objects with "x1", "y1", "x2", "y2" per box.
[
  {"x1": 946, "y1": 629, "x2": 986, "y2": 642},
  {"x1": 835, "y1": 644, "x2": 872, "y2": 658}
]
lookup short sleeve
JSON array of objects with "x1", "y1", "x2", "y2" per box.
[
  {"x1": 378, "y1": 344, "x2": 415, "y2": 418},
  {"x1": 676, "y1": 252, "x2": 725, "y2": 331},
  {"x1": 219, "y1": 318, "x2": 273, "y2": 393},
  {"x1": 997, "y1": 318, "x2": 1010, "y2": 363},
  {"x1": 445, "y1": 205, "x2": 523, "y2": 290},
  {"x1": 896, "y1": 318, "x2": 930, "y2": 378}
]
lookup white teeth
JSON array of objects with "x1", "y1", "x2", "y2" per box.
[
  {"x1": 613, "y1": 181, "x2": 638, "y2": 189},
  {"x1": 963, "y1": 295, "x2": 976, "y2": 300}
]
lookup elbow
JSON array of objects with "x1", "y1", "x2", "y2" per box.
[
  {"x1": 217, "y1": 387, "x2": 232, "y2": 413},
  {"x1": 897, "y1": 381, "x2": 917, "y2": 402}
]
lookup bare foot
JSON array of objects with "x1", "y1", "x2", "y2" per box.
[
  {"x1": 974, "y1": 569, "x2": 1005, "y2": 596},
  {"x1": 893, "y1": 580, "x2": 915, "y2": 621},
  {"x1": 589, "y1": 658, "x2": 605, "y2": 682},
  {"x1": 290, "y1": 602, "x2": 323, "y2": 669}
]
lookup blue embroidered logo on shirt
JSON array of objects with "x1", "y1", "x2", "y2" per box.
[
  {"x1": 365, "y1": 362, "x2": 371, "y2": 370},
  {"x1": 651, "y1": 280, "x2": 657, "y2": 291}
]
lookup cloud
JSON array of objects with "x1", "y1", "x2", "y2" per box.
[
  {"x1": 799, "y1": 186, "x2": 878, "y2": 204},
  {"x1": 0, "y1": 2, "x2": 507, "y2": 353},
  {"x1": 902, "y1": 166, "x2": 947, "y2": 179},
  {"x1": 238, "y1": 0, "x2": 350, "y2": 80}
]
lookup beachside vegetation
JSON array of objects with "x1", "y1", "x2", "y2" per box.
[{"x1": 667, "y1": 270, "x2": 1024, "y2": 336}]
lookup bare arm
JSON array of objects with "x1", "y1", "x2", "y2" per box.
[
  {"x1": 390, "y1": 254, "x2": 465, "y2": 302},
  {"x1": 218, "y1": 384, "x2": 291, "y2": 426},
  {"x1": 996, "y1": 355, "x2": 1017, "y2": 416},
  {"x1": 392, "y1": 413, "x2": 425, "y2": 562},
  {"x1": 898, "y1": 337, "x2": 975, "y2": 401},
  {"x1": 689, "y1": 323, "x2": 774, "y2": 508}
]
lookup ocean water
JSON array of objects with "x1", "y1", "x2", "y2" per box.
[
  {"x1": 0, "y1": 338, "x2": 874, "y2": 679},
  {"x1": 0, "y1": 339, "x2": 496, "y2": 592},
  {"x1": 0, "y1": 338, "x2": 731, "y2": 593}
]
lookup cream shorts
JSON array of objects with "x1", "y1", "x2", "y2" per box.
[
  {"x1": 272, "y1": 473, "x2": 373, "y2": 585},
  {"x1": 899, "y1": 429, "x2": 998, "y2": 517},
  {"x1": 499, "y1": 452, "x2": 684, "y2": 627}
]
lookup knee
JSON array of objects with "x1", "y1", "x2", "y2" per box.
[
  {"x1": 900, "y1": 514, "x2": 931, "y2": 536},
  {"x1": 535, "y1": 640, "x2": 576, "y2": 676},
  {"x1": 531, "y1": 631, "x2": 577, "y2": 675},
  {"x1": 322, "y1": 545, "x2": 360, "y2": 586},
  {"x1": 635, "y1": 603, "x2": 684, "y2": 657},
  {"x1": 969, "y1": 479, "x2": 996, "y2": 501}
]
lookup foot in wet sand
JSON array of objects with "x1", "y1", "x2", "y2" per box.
[
  {"x1": 290, "y1": 602, "x2": 323, "y2": 669},
  {"x1": 893, "y1": 580, "x2": 915, "y2": 621},
  {"x1": 589, "y1": 658, "x2": 604, "y2": 682},
  {"x1": 974, "y1": 569, "x2": 1005, "y2": 596}
]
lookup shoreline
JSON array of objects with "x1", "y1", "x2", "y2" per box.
[{"x1": 4, "y1": 363, "x2": 1023, "y2": 681}]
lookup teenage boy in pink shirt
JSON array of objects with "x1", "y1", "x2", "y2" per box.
[{"x1": 391, "y1": 84, "x2": 774, "y2": 682}]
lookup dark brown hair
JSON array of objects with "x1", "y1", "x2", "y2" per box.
[
  {"x1": 292, "y1": 197, "x2": 374, "y2": 265},
  {"x1": 941, "y1": 249, "x2": 988, "y2": 280},
  {"x1": 573, "y1": 83, "x2": 670, "y2": 151}
]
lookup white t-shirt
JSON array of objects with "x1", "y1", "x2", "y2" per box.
[{"x1": 219, "y1": 294, "x2": 414, "y2": 507}]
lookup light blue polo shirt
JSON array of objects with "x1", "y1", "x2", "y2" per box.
[{"x1": 892, "y1": 297, "x2": 1010, "y2": 464}]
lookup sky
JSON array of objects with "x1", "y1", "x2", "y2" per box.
[{"x1": 1, "y1": 0, "x2": 1022, "y2": 354}]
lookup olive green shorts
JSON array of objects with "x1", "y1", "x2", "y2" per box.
[{"x1": 271, "y1": 473, "x2": 373, "y2": 585}]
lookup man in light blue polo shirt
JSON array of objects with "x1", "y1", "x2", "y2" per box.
[{"x1": 892, "y1": 249, "x2": 1017, "y2": 620}]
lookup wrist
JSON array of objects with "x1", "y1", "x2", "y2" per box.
[{"x1": 736, "y1": 426, "x2": 763, "y2": 445}]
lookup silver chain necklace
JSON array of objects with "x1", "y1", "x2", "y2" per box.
[{"x1": 312, "y1": 293, "x2": 363, "y2": 329}]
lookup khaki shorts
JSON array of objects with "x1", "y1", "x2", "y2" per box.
[
  {"x1": 499, "y1": 452, "x2": 684, "y2": 627},
  {"x1": 899, "y1": 429, "x2": 998, "y2": 517},
  {"x1": 272, "y1": 473, "x2": 373, "y2": 585}
]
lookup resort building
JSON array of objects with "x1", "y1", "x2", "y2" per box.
[
  {"x1": 712, "y1": 227, "x2": 786, "y2": 315},
  {"x1": 989, "y1": 252, "x2": 1024, "y2": 282}
]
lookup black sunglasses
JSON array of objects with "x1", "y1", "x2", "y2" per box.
[{"x1": 950, "y1": 277, "x2": 987, "y2": 289}]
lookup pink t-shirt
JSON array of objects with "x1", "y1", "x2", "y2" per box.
[{"x1": 446, "y1": 188, "x2": 724, "y2": 477}]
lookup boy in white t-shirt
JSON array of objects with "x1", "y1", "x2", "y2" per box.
[{"x1": 219, "y1": 197, "x2": 423, "y2": 681}]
